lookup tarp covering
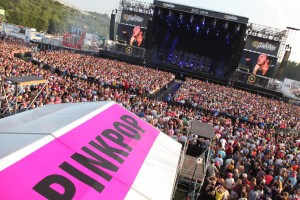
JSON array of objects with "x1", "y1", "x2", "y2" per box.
[
  {"x1": 0, "y1": 102, "x2": 181, "y2": 200},
  {"x1": 5, "y1": 75, "x2": 47, "y2": 86},
  {"x1": 190, "y1": 121, "x2": 215, "y2": 140}
]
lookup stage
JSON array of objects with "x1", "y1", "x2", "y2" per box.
[{"x1": 99, "y1": 0, "x2": 285, "y2": 99}]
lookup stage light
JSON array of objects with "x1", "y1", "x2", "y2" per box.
[
  {"x1": 226, "y1": 33, "x2": 230, "y2": 44},
  {"x1": 201, "y1": 17, "x2": 206, "y2": 26},
  {"x1": 158, "y1": 9, "x2": 162, "y2": 16},
  {"x1": 235, "y1": 24, "x2": 240, "y2": 32},
  {"x1": 190, "y1": 15, "x2": 194, "y2": 24},
  {"x1": 223, "y1": 22, "x2": 228, "y2": 30},
  {"x1": 212, "y1": 19, "x2": 217, "y2": 29},
  {"x1": 196, "y1": 26, "x2": 200, "y2": 33},
  {"x1": 180, "y1": 12, "x2": 183, "y2": 19},
  {"x1": 206, "y1": 28, "x2": 210, "y2": 36}
]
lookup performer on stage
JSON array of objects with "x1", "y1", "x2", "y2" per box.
[
  {"x1": 130, "y1": 26, "x2": 144, "y2": 47},
  {"x1": 252, "y1": 53, "x2": 270, "y2": 76},
  {"x1": 130, "y1": 26, "x2": 140, "y2": 46}
]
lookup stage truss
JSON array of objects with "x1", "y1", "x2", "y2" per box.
[
  {"x1": 0, "y1": 76, "x2": 48, "y2": 117},
  {"x1": 245, "y1": 23, "x2": 289, "y2": 64}
]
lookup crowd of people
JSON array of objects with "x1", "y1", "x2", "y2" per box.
[
  {"x1": 1, "y1": 35, "x2": 300, "y2": 199},
  {"x1": 173, "y1": 78, "x2": 300, "y2": 131},
  {"x1": 0, "y1": 36, "x2": 174, "y2": 112}
]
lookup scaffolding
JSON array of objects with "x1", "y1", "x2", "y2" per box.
[
  {"x1": 0, "y1": 76, "x2": 48, "y2": 117},
  {"x1": 172, "y1": 121, "x2": 215, "y2": 200},
  {"x1": 245, "y1": 23, "x2": 289, "y2": 64},
  {"x1": 116, "y1": 0, "x2": 154, "y2": 23}
]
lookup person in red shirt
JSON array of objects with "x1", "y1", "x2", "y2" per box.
[
  {"x1": 226, "y1": 143, "x2": 233, "y2": 158},
  {"x1": 264, "y1": 171, "x2": 274, "y2": 186}
]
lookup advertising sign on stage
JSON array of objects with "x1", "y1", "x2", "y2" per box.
[
  {"x1": 82, "y1": 33, "x2": 101, "y2": 51},
  {"x1": 282, "y1": 78, "x2": 300, "y2": 100},
  {"x1": 244, "y1": 35, "x2": 280, "y2": 57},
  {"x1": 153, "y1": 0, "x2": 249, "y2": 24},
  {"x1": 120, "y1": 10, "x2": 151, "y2": 28}
]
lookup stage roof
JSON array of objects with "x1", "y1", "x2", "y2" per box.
[
  {"x1": 0, "y1": 102, "x2": 181, "y2": 200},
  {"x1": 153, "y1": 0, "x2": 249, "y2": 24},
  {"x1": 5, "y1": 75, "x2": 47, "y2": 86}
]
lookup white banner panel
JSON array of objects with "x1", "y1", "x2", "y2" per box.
[{"x1": 282, "y1": 78, "x2": 300, "y2": 100}]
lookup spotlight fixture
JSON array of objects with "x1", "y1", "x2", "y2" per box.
[
  {"x1": 190, "y1": 15, "x2": 194, "y2": 23},
  {"x1": 212, "y1": 19, "x2": 217, "y2": 29},
  {"x1": 180, "y1": 12, "x2": 183, "y2": 19},
  {"x1": 223, "y1": 22, "x2": 228, "y2": 30}
]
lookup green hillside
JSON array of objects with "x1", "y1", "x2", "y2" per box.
[{"x1": 0, "y1": 0, "x2": 110, "y2": 36}]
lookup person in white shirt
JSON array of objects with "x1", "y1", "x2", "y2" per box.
[
  {"x1": 215, "y1": 154, "x2": 224, "y2": 167},
  {"x1": 225, "y1": 173, "x2": 235, "y2": 189},
  {"x1": 220, "y1": 138, "x2": 227, "y2": 150}
]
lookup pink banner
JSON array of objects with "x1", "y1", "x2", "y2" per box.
[{"x1": 0, "y1": 104, "x2": 160, "y2": 200}]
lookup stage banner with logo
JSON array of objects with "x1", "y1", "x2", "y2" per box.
[
  {"x1": 153, "y1": 0, "x2": 248, "y2": 24},
  {"x1": 282, "y1": 78, "x2": 300, "y2": 100},
  {"x1": 244, "y1": 35, "x2": 280, "y2": 57},
  {"x1": 120, "y1": 10, "x2": 151, "y2": 28}
]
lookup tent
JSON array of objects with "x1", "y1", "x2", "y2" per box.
[{"x1": 0, "y1": 102, "x2": 181, "y2": 200}]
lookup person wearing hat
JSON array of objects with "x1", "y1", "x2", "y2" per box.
[
  {"x1": 214, "y1": 154, "x2": 224, "y2": 167},
  {"x1": 242, "y1": 173, "x2": 251, "y2": 185},
  {"x1": 225, "y1": 173, "x2": 235, "y2": 190},
  {"x1": 286, "y1": 172, "x2": 298, "y2": 187}
]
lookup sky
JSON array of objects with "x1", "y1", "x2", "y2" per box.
[{"x1": 63, "y1": 0, "x2": 300, "y2": 62}]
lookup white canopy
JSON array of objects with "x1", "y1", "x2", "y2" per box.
[{"x1": 0, "y1": 102, "x2": 181, "y2": 200}]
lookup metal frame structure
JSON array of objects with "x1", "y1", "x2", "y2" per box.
[
  {"x1": 0, "y1": 76, "x2": 48, "y2": 117},
  {"x1": 245, "y1": 23, "x2": 289, "y2": 63},
  {"x1": 172, "y1": 136, "x2": 212, "y2": 200},
  {"x1": 116, "y1": 0, "x2": 154, "y2": 23}
]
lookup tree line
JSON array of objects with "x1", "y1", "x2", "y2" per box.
[
  {"x1": 0, "y1": 0, "x2": 110, "y2": 37},
  {"x1": 281, "y1": 61, "x2": 300, "y2": 81}
]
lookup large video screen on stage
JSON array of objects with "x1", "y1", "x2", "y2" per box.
[
  {"x1": 117, "y1": 24, "x2": 146, "y2": 47},
  {"x1": 120, "y1": 10, "x2": 151, "y2": 28},
  {"x1": 244, "y1": 35, "x2": 280, "y2": 57},
  {"x1": 239, "y1": 50, "x2": 277, "y2": 77}
]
